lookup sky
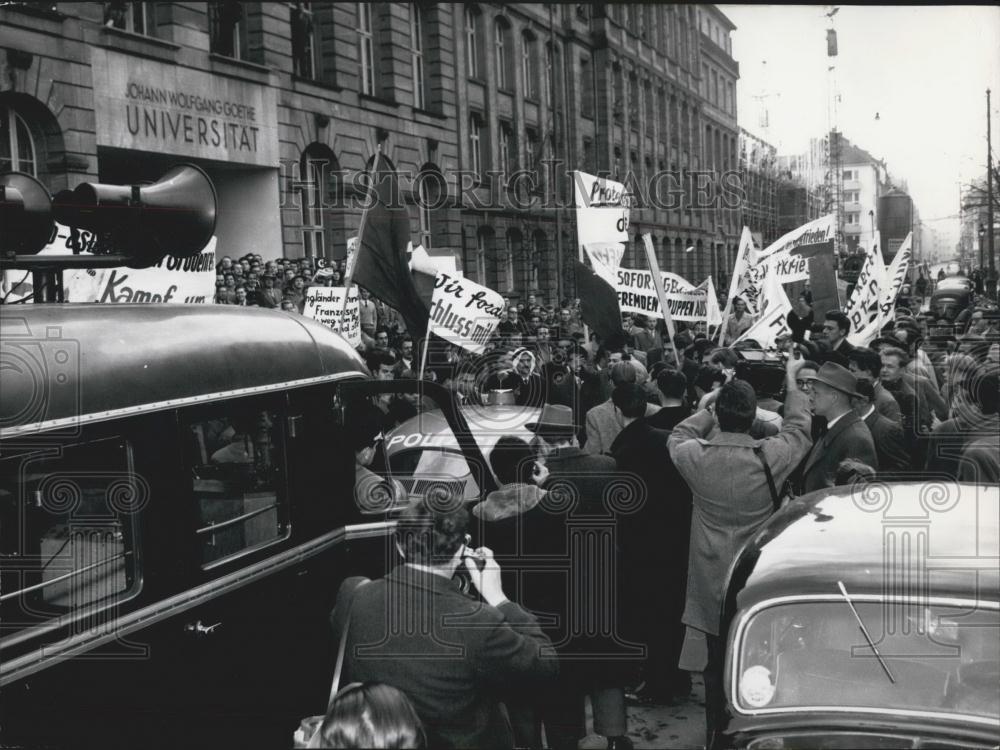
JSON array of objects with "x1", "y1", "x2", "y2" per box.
[{"x1": 720, "y1": 4, "x2": 1000, "y2": 253}]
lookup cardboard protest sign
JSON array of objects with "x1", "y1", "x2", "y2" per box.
[
  {"x1": 303, "y1": 285, "x2": 361, "y2": 347},
  {"x1": 428, "y1": 271, "x2": 505, "y2": 355}
]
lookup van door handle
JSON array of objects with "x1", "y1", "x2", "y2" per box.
[{"x1": 184, "y1": 620, "x2": 222, "y2": 637}]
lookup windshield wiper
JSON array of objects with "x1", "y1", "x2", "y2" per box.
[{"x1": 837, "y1": 580, "x2": 895, "y2": 684}]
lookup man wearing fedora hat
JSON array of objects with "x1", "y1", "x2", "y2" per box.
[{"x1": 799, "y1": 362, "x2": 878, "y2": 493}]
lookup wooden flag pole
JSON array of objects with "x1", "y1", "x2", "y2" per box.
[
  {"x1": 417, "y1": 317, "x2": 432, "y2": 381},
  {"x1": 642, "y1": 233, "x2": 680, "y2": 368},
  {"x1": 339, "y1": 146, "x2": 381, "y2": 332}
]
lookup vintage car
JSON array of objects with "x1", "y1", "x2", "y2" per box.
[
  {"x1": 930, "y1": 278, "x2": 974, "y2": 322},
  {"x1": 0, "y1": 304, "x2": 490, "y2": 748},
  {"x1": 714, "y1": 482, "x2": 999, "y2": 749}
]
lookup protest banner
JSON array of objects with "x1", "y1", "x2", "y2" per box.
[
  {"x1": 843, "y1": 232, "x2": 886, "y2": 336},
  {"x1": 2, "y1": 227, "x2": 217, "y2": 304},
  {"x1": 758, "y1": 214, "x2": 836, "y2": 262},
  {"x1": 303, "y1": 285, "x2": 362, "y2": 348},
  {"x1": 616, "y1": 267, "x2": 719, "y2": 323},
  {"x1": 427, "y1": 271, "x2": 505, "y2": 356},
  {"x1": 718, "y1": 227, "x2": 760, "y2": 342},
  {"x1": 642, "y1": 235, "x2": 678, "y2": 364},
  {"x1": 573, "y1": 171, "x2": 631, "y2": 252},
  {"x1": 733, "y1": 264, "x2": 793, "y2": 350},
  {"x1": 878, "y1": 232, "x2": 912, "y2": 317}
]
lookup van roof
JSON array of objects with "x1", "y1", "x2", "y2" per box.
[
  {"x1": 1, "y1": 304, "x2": 369, "y2": 436},
  {"x1": 730, "y1": 483, "x2": 999, "y2": 608}
]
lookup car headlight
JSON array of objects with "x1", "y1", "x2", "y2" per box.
[{"x1": 740, "y1": 665, "x2": 776, "y2": 708}]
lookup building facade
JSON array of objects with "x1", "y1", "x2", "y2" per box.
[
  {"x1": 738, "y1": 127, "x2": 778, "y2": 248},
  {"x1": 2, "y1": 1, "x2": 741, "y2": 304},
  {"x1": 0, "y1": 1, "x2": 462, "y2": 267}
]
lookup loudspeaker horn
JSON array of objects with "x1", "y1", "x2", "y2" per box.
[
  {"x1": 54, "y1": 163, "x2": 217, "y2": 268},
  {"x1": 0, "y1": 172, "x2": 54, "y2": 254}
]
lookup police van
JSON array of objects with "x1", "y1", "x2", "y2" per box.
[{"x1": 0, "y1": 168, "x2": 495, "y2": 747}]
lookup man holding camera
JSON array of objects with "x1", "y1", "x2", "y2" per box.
[{"x1": 332, "y1": 501, "x2": 558, "y2": 749}]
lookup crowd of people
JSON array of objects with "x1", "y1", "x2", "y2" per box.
[{"x1": 242, "y1": 253, "x2": 997, "y2": 749}]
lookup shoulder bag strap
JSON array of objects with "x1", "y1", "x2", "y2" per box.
[
  {"x1": 327, "y1": 578, "x2": 371, "y2": 711},
  {"x1": 753, "y1": 445, "x2": 781, "y2": 512}
]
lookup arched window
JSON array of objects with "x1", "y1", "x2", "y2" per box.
[
  {"x1": 474, "y1": 227, "x2": 493, "y2": 286},
  {"x1": 532, "y1": 230, "x2": 548, "y2": 295},
  {"x1": 1, "y1": 106, "x2": 37, "y2": 176}
]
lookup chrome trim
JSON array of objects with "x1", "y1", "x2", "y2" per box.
[
  {"x1": 0, "y1": 372, "x2": 363, "y2": 439},
  {"x1": 195, "y1": 503, "x2": 281, "y2": 535},
  {"x1": 0, "y1": 551, "x2": 130, "y2": 603},
  {"x1": 729, "y1": 593, "x2": 1000, "y2": 728},
  {"x1": 0, "y1": 520, "x2": 397, "y2": 686}
]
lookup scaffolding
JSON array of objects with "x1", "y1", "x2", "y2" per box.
[{"x1": 739, "y1": 129, "x2": 779, "y2": 247}]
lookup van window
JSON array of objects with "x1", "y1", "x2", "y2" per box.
[
  {"x1": 0, "y1": 437, "x2": 140, "y2": 622},
  {"x1": 186, "y1": 405, "x2": 289, "y2": 567}
]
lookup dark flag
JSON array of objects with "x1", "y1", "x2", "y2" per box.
[
  {"x1": 574, "y1": 259, "x2": 624, "y2": 342},
  {"x1": 351, "y1": 153, "x2": 431, "y2": 336}
]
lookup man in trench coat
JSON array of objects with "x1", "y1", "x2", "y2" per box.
[{"x1": 667, "y1": 356, "x2": 812, "y2": 745}]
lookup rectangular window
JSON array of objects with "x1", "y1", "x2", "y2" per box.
[
  {"x1": 628, "y1": 75, "x2": 639, "y2": 130},
  {"x1": 475, "y1": 231, "x2": 487, "y2": 283},
  {"x1": 712, "y1": 70, "x2": 719, "y2": 106},
  {"x1": 495, "y1": 23, "x2": 508, "y2": 89},
  {"x1": 843, "y1": 169, "x2": 856, "y2": 181},
  {"x1": 846, "y1": 212, "x2": 860, "y2": 225},
  {"x1": 525, "y1": 127, "x2": 539, "y2": 179},
  {"x1": 466, "y1": 8, "x2": 479, "y2": 78},
  {"x1": 291, "y1": 1, "x2": 317, "y2": 79},
  {"x1": 106, "y1": 1, "x2": 155, "y2": 36},
  {"x1": 358, "y1": 2, "x2": 376, "y2": 96},
  {"x1": 498, "y1": 121, "x2": 513, "y2": 179},
  {"x1": 469, "y1": 115, "x2": 482, "y2": 178},
  {"x1": 411, "y1": 7, "x2": 426, "y2": 109},
  {"x1": 727, "y1": 81, "x2": 734, "y2": 115},
  {"x1": 301, "y1": 159, "x2": 325, "y2": 259},
  {"x1": 522, "y1": 34, "x2": 536, "y2": 98},
  {"x1": 208, "y1": 1, "x2": 247, "y2": 59},
  {"x1": 580, "y1": 57, "x2": 593, "y2": 117},
  {"x1": 0, "y1": 437, "x2": 141, "y2": 623},
  {"x1": 544, "y1": 44, "x2": 553, "y2": 106},
  {"x1": 187, "y1": 403, "x2": 289, "y2": 568},
  {"x1": 418, "y1": 180, "x2": 432, "y2": 250},
  {"x1": 845, "y1": 190, "x2": 860, "y2": 203}
]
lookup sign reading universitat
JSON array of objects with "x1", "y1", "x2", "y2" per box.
[{"x1": 91, "y1": 49, "x2": 278, "y2": 166}]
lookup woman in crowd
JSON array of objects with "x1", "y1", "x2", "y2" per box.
[{"x1": 314, "y1": 682, "x2": 425, "y2": 749}]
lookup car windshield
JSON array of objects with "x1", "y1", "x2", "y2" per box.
[{"x1": 736, "y1": 600, "x2": 999, "y2": 720}]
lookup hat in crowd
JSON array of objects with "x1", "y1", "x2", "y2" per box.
[
  {"x1": 525, "y1": 404, "x2": 575, "y2": 435},
  {"x1": 871, "y1": 335, "x2": 905, "y2": 351},
  {"x1": 804, "y1": 362, "x2": 862, "y2": 398}
]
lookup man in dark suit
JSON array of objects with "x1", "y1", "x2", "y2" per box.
[
  {"x1": 334, "y1": 501, "x2": 557, "y2": 749},
  {"x1": 821, "y1": 310, "x2": 856, "y2": 360},
  {"x1": 484, "y1": 347, "x2": 546, "y2": 407},
  {"x1": 852, "y1": 378, "x2": 909, "y2": 471},
  {"x1": 800, "y1": 362, "x2": 878, "y2": 493},
  {"x1": 847, "y1": 347, "x2": 902, "y2": 424},
  {"x1": 528, "y1": 404, "x2": 636, "y2": 750},
  {"x1": 610, "y1": 383, "x2": 693, "y2": 706}
]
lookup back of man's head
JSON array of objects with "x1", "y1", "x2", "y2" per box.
[
  {"x1": 394, "y1": 500, "x2": 469, "y2": 566},
  {"x1": 849, "y1": 347, "x2": 882, "y2": 380},
  {"x1": 970, "y1": 371, "x2": 999, "y2": 415},
  {"x1": 610, "y1": 361, "x2": 638, "y2": 387},
  {"x1": 657, "y1": 369, "x2": 688, "y2": 400},
  {"x1": 612, "y1": 382, "x2": 648, "y2": 419},
  {"x1": 710, "y1": 348, "x2": 740, "y2": 370},
  {"x1": 716, "y1": 379, "x2": 757, "y2": 433},
  {"x1": 490, "y1": 436, "x2": 537, "y2": 485}
]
